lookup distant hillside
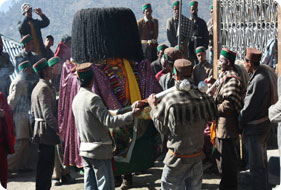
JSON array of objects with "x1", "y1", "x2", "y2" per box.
[{"x1": 0, "y1": 0, "x2": 212, "y2": 50}]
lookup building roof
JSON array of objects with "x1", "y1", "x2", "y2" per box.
[{"x1": 1, "y1": 34, "x2": 22, "y2": 79}]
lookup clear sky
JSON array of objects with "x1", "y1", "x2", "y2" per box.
[{"x1": 0, "y1": 0, "x2": 7, "y2": 7}]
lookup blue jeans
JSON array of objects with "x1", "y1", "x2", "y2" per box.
[
  {"x1": 161, "y1": 161, "x2": 202, "y2": 190},
  {"x1": 82, "y1": 157, "x2": 114, "y2": 190},
  {"x1": 247, "y1": 132, "x2": 269, "y2": 190}
]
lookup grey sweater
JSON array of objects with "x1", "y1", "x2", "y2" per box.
[{"x1": 72, "y1": 87, "x2": 134, "y2": 159}]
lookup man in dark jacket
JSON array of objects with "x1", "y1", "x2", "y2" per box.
[
  {"x1": 151, "y1": 44, "x2": 168, "y2": 75},
  {"x1": 240, "y1": 48, "x2": 277, "y2": 190},
  {"x1": 44, "y1": 35, "x2": 54, "y2": 60},
  {"x1": 188, "y1": 1, "x2": 209, "y2": 64},
  {"x1": 18, "y1": 3, "x2": 50, "y2": 58}
]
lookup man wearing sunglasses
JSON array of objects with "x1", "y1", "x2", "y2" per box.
[{"x1": 240, "y1": 48, "x2": 277, "y2": 190}]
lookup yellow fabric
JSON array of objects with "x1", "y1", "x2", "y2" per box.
[
  {"x1": 210, "y1": 120, "x2": 216, "y2": 147},
  {"x1": 28, "y1": 21, "x2": 42, "y2": 56},
  {"x1": 107, "y1": 58, "x2": 129, "y2": 100},
  {"x1": 123, "y1": 59, "x2": 141, "y2": 103}
]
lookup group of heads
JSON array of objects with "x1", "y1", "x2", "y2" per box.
[
  {"x1": 218, "y1": 47, "x2": 262, "y2": 73},
  {"x1": 157, "y1": 44, "x2": 193, "y2": 80},
  {"x1": 141, "y1": 0, "x2": 200, "y2": 20},
  {"x1": 171, "y1": 0, "x2": 199, "y2": 19},
  {"x1": 19, "y1": 56, "x2": 61, "y2": 79}
]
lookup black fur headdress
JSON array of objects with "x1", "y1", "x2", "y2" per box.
[{"x1": 71, "y1": 8, "x2": 144, "y2": 63}]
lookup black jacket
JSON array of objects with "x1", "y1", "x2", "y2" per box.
[{"x1": 18, "y1": 14, "x2": 50, "y2": 58}]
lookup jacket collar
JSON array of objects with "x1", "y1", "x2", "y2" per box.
[
  {"x1": 39, "y1": 78, "x2": 52, "y2": 87},
  {"x1": 144, "y1": 16, "x2": 154, "y2": 23},
  {"x1": 249, "y1": 66, "x2": 262, "y2": 82}
]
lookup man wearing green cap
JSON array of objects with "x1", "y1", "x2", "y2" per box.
[
  {"x1": 15, "y1": 34, "x2": 41, "y2": 71},
  {"x1": 193, "y1": 46, "x2": 212, "y2": 85},
  {"x1": 189, "y1": 1, "x2": 209, "y2": 64},
  {"x1": 151, "y1": 43, "x2": 168, "y2": 75},
  {"x1": 48, "y1": 57, "x2": 61, "y2": 92},
  {"x1": 207, "y1": 48, "x2": 244, "y2": 190},
  {"x1": 15, "y1": 34, "x2": 41, "y2": 107},
  {"x1": 0, "y1": 35, "x2": 14, "y2": 98},
  {"x1": 31, "y1": 58, "x2": 60, "y2": 190},
  {"x1": 46, "y1": 56, "x2": 74, "y2": 186},
  {"x1": 137, "y1": 3, "x2": 159, "y2": 62},
  {"x1": 7, "y1": 61, "x2": 33, "y2": 172},
  {"x1": 159, "y1": 47, "x2": 183, "y2": 90},
  {"x1": 166, "y1": 0, "x2": 193, "y2": 59},
  {"x1": 72, "y1": 62, "x2": 141, "y2": 190}
]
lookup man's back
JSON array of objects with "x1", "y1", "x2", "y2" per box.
[
  {"x1": 150, "y1": 87, "x2": 217, "y2": 163},
  {"x1": 72, "y1": 87, "x2": 133, "y2": 160}
]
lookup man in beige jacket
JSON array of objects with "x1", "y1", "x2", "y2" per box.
[
  {"x1": 8, "y1": 60, "x2": 33, "y2": 171},
  {"x1": 137, "y1": 3, "x2": 158, "y2": 62},
  {"x1": 72, "y1": 63, "x2": 141, "y2": 190}
]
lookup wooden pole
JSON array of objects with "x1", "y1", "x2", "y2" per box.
[
  {"x1": 178, "y1": 0, "x2": 182, "y2": 47},
  {"x1": 278, "y1": 4, "x2": 281, "y2": 77},
  {"x1": 213, "y1": 0, "x2": 219, "y2": 79}
]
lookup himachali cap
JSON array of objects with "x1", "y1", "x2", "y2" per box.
[
  {"x1": 157, "y1": 44, "x2": 168, "y2": 52},
  {"x1": 173, "y1": 59, "x2": 193, "y2": 77},
  {"x1": 164, "y1": 47, "x2": 183, "y2": 63},
  {"x1": 20, "y1": 34, "x2": 32, "y2": 46},
  {"x1": 21, "y1": 3, "x2": 32, "y2": 15},
  {"x1": 189, "y1": 1, "x2": 198, "y2": 7},
  {"x1": 33, "y1": 58, "x2": 48, "y2": 73},
  {"x1": 220, "y1": 48, "x2": 236, "y2": 64},
  {"x1": 245, "y1": 48, "x2": 262, "y2": 62},
  {"x1": 195, "y1": 46, "x2": 206, "y2": 54},
  {"x1": 172, "y1": 1, "x2": 180, "y2": 8},
  {"x1": 76, "y1": 62, "x2": 94, "y2": 81},
  {"x1": 142, "y1": 3, "x2": 152, "y2": 11},
  {"x1": 18, "y1": 60, "x2": 31, "y2": 72},
  {"x1": 48, "y1": 57, "x2": 61, "y2": 67}
]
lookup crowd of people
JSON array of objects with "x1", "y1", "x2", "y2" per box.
[{"x1": 0, "y1": 1, "x2": 280, "y2": 190}]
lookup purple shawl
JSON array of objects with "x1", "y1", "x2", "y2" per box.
[{"x1": 58, "y1": 59, "x2": 161, "y2": 167}]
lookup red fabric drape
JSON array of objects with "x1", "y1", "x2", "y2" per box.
[{"x1": 0, "y1": 91, "x2": 15, "y2": 188}]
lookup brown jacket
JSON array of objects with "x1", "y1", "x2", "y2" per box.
[
  {"x1": 137, "y1": 17, "x2": 158, "y2": 40},
  {"x1": 31, "y1": 79, "x2": 59, "y2": 145},
  {"x1": 214, "y1": 71, "x2": 244, "y2": 139}
]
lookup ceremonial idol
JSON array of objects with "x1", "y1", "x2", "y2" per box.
[{"x1": 58, "y1": 7, "x2": 162, "y2": 185}]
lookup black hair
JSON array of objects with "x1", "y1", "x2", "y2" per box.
[
  {"x1": 253, "y1": 61, "x2": 260, "y2": 67},
  {"x1": 37, "y1": 70, "x2": 45, "y2": 79},
  {"x1": 71, "y1": 8, "x2": 144, "y2": 63},
  {"x1": 61, "y1": 35, "x2": 71, "y2": 44},
  {"x1": 46, "y1": 35, "x2": 54, "y2": 41},
  {"x1": 78, "y1": 76, "x2": 93, "y2": 88}
]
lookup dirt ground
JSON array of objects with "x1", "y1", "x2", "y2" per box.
[{"x1": 7, "y1": 161, "x2": 221, "y2": 190}]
